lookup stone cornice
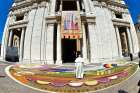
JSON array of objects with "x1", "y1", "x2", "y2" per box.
[
  {"x1": 112, "y1": 18, "x2": 130, "y2": 27},
  {"x1": 45, "y1": 11, "x2": 96, "y2": 24},
  {"x1": 9, "y1": 20, "x2": 28, "y2": 30},
  {"x1": 45, "y1": 12, "x2": 63, "y2": 24},
  {"x1": 74, "y1": 11, "x2": 96, "y2": 23},
  {"x1": 81, "y1": 13, "x2": 96, "y2": 23},
  {"x1": 46, "y1": 15, "x2": 58, "y2": 24}
]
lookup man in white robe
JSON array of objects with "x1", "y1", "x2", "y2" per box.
[{"x1": 75, "y1": 55, "x2": 84, "y2": 79}]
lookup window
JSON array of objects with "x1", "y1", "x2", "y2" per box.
[
  {"x1": 16, "y1": 15, "x2": 24, "y2": 21},
  {"x1": 115, "y1": 13, "x2": 123, "y2": 19},
  {"x1": 62, "y1": 1, "x2": 77, "y2": 11}
]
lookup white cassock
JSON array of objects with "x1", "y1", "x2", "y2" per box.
[{"x1": 75, "y1": 57, "x2": 84, "y2": 79}]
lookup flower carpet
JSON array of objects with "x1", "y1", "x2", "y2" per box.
[{"x1": 5, "y1": 62, "x2": 138, "y2": 93}]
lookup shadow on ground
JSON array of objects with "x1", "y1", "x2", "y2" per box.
[{"x1": 118, "y1": 90, "x2": 128, "y2": 93}]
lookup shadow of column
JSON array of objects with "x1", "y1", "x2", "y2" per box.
[
  {"x1": 118, "y1": 89, "x2": 128, "y2": 93},
  {"x1": 138, "y1": 80, "x2": 140, "y2": 93}
]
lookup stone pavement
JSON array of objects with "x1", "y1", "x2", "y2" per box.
[{"x1": 0, "y1": 61, "x2": 139, "y2": 93}]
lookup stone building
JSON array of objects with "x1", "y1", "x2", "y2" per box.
[{"x1": 1, "y1": 0, "x2": 139, "y2": 64}]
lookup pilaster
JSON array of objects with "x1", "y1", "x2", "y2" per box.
[
  {"x1": 88, "y1": 0, "x2": 95, "y2": 13},
  {"x1": 49, "y1": 0, "x2": 56, "y2": 15},
  {"x1": 88, "y1": 23, "x2": 95, "y2": 63},
  {"x1": 82, "y1": 23, "x2": 88, "y2": 64},
  {"x1": 126, "y1": 27, "x2": 133, "y2": 53},
  {"x1": 56, "y1": 23, "x2": 62, "y2": 65},
  {"x1": 46, "y1": 24, "x2": 54, "y2": 64},
  {"x1": 83, "y1": 0, "x2": 90, "y2": 13},
  {"x1": 19, "y1": 28, "x2": 25, "y2": 62}
]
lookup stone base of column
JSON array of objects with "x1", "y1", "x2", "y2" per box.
[
  {"x1": 19, "y1": 59, "x2": 31, "y2": 64},
  {"x1": 47, "y1": 60, "x2": 54, "y2": 65},
  {"x1": 56, "y1": 60, "x2": 62, "y2": 65},
  {"x1": 1, "y1": 56, "x2": 5, "y2": 60},
  {"x1": 0, "y1": 56, "x2": 3, "y2": 60},
  {"x1": 84, "y1": 58, "x2": 89, "y2": 65},
  {"x1": 119, "y1": 55, "x2": 123, "y2": 58},
  {"x1": 90, "y1": 58, "x2": 100, "y2": 63}
]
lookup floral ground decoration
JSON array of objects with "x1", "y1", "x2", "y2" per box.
[{"x1": 6, "y1": 62, "x2": 138, "y2": 93}]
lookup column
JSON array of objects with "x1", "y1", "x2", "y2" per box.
[
  {"x1": 115, "y1": 26, "x2": 123, "y2": 57},
  {"x1": 77, "y1": 39, "x2": 81, "y2": 52},
  {"x1": 88, "y1": 0, "x2": 94, "y2": 13},
  {"x1": 56, "y1": 23, "x2": 62, "y2": 65},
  {"x1": 76, "y1": 0, "x2": 80, "y2": 11},
  {"x1": 126, "y1": 27, "x2": 133, "y2": 53},
  {"x1": 19, "y1": 28, "x2": 25, "y2": 61},
  {"x1": 46, "y1": 24, "x2": 54, "y2": 64},
  {"x1": 83, "y1": 0, "x2": 90, "y2": 13},
  {"x1": 88, "y1": 23, "x2": 95, "y2": 62},
  {"x1": 8, "y1": 30, "x2": 13, "y2": 46},
  {"x1": 50, "y1": 0, "x2": 56, "y2": 15},
  {"x1": 1, "y1": 15, "x2": 10, "y2": 59},
  {"x1": 3, "y1": 30, "x2": 10, "y2": 59},
  {"x1": 82, "y1": 24, "x2": 88, "y2": 64},
  {"x1": 59, "y1": 1, "x2": 62, "y2": 11}
]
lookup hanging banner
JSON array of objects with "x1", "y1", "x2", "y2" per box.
[{"x1": 61, "y1": 11, "x2": 82, "y2": 39}]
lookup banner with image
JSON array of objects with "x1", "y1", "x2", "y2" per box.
[{"x1": 61, "y1": 11, "x2": 82, "y2": 39}]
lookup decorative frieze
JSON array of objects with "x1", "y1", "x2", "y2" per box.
[
  {"x1": 12, "y1": 1, "x2": 33, "y2": 11},
  {"x1": 10, "y1": 6, "x2": 31, "y2": 16},
  {"x1": 108, "y1": 4, "x2": 128, "y2": 13},
  {"x1": 93, "y1": 0, "x2": 128, "y2": 13}
]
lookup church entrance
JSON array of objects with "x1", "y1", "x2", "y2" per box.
[
  {"x1": 62, "y1": 39, "x2": 77, "y2": 63},
  {"x1": 6, "y1": 29, "x2": 21, "y2": 62},
  {"x1": 119, "y1": 27, "x2": 130, "y2": 57}
]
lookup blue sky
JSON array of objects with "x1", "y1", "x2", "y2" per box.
[
  {"x1": 0, "y1": 0, "x2": 13, "y2": 43},
  {"x1": 124, "y1": 0, "x2": 140, "y2": 23},
  {"x1": 0, "y1": 0, "x2": 140, "y2": 43}
]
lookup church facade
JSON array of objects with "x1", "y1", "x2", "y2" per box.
[{"x1": 1, "y1": 0, "x2": 139, "y2": 64}]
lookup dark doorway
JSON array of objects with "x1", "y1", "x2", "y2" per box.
[
  {"x1": 62, "y1": 1, "x2": 77, "y2": 11},
  {"x1": 62, "y1": 39, "x2": 77, "y2": 63},
  {"x1": 6, "y1": 29, "x2": 22, "y2": 62},
  {"x1": 119, "y1": 27, "x2": 130, "y2": 57}
]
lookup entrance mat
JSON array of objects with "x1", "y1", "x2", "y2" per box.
[{"x1": 5, "y1": 63, "x2": 138, "y2": 93}]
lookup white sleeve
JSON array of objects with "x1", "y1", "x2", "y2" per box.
[{"x1": 75, "y1": 59, "x2": 78, "y2": 63}]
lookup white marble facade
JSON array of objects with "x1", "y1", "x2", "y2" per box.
[{"x1": 1, "y1": 0, "x2": 139, "y2": 64}]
